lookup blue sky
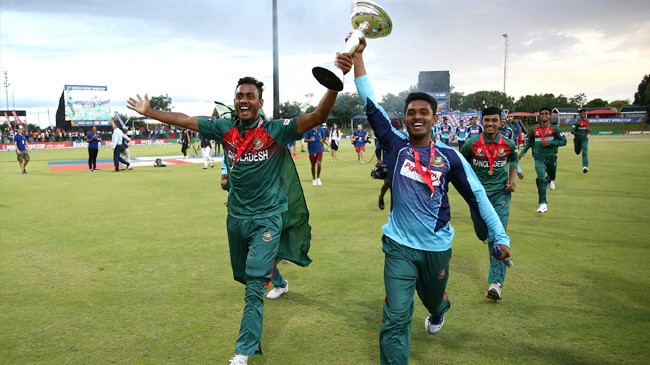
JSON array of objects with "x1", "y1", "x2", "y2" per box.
[{"x1": 1, "y1": 0, "x2": 649, "y2": 127}]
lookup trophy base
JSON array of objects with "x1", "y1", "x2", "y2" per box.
[{"x1": 312, "y1": 65, "x2": 344, "y2": 92}]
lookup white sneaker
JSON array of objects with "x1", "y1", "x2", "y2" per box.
[
  {"x1": 229, "y1": 354, "x2": 248, "y2": 365},
  {"x1": 266, "y1": 281, "x2": 288, "y2": 299},
  {"x1": 537, "y1": 203, "x2": 548, "y2": 213},
  {"x1": 312, "y1": 179, "x2": 317, "y2": 186},
  {"x1": 486, "y1": 281, "x2": 502, "y2": 301},
  {"x1": 425, "y1": 313, "x2": 445, "y2": 335},
  {"x1": 316, "y1": 178, "x2": 322, "y2": 186},
  {"x1": 583, "y1": 167, "x2": 588, "y2": 173},
  {"x1": 549, "y1": 181, "x2": 555, "y2": 190}
]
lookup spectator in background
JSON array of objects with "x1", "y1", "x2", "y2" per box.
[
  {"x1": 328, "y1": 123, "x2": 342, "y2": 162},
  {"x1": 87, "y1": 126, "x2": 101, "y2": 172},
  {"x1": 467, "y1": 116, "x2": 483, "y2": 139},
  {"x1": 200, "y1": 132, "x2": 215, "y2": 169},
  {"x1": 14, "y1": 126, "x2": 30, "y2": 174},
  {"x1": 180, "y1": 129, "x2": 191, "y2": 158},
  {"x1": 303, "y1": 124, "x2": 325, "y2": 185},
  {"x1": 111, "y1": 120, "x2": 130, "y2": 172},
  {"x1": 352, "y1": 124, "x2": 368, "y2": 164}
]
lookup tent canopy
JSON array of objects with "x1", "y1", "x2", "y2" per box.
[{"x1": 587, "y1": 109, "x2": 619, "y2": 115}]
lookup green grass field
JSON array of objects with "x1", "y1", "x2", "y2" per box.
[{"x1": 1, "y1": 136, "x2": 649, "y2": 364}]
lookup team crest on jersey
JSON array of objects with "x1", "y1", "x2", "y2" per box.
[
  {"x1": 498, "y1": 148, "x2": 505, "y2": 156},
  {"x1": 262, "y1": 231, "x2": 273, "y2": 242},
  {"x1": 437, "y1": 268, "x2": 447, "y2": 279},
  {"x1": 253, "y1": 138, "x2": 264, "y2": 150},
  {"x1": 431, "y1": 156, "x2": 445, "y2": 167}
]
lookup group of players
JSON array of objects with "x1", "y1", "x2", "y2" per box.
[{"x1": 124, "y1": 32, "x2": 590, "y2": 364}]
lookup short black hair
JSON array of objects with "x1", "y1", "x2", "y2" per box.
[
  {"x1": 482, "y1": 106, "x2": 502, "y2": 118},
  {"x1": 539, "y1": 106, "x2": 552, "y2": 114},
  {"x1": 237, "y1": 76, "x2": 264, "y2": 99},
  {"x1": 578, "y1": 108, "x2": 586, "y2": 113},
  {"x1": 404, "y1": 92, "x2": 437, "y2": 116}
]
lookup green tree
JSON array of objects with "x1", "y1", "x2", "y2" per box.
[
  {"x1": 463, "y1": 91, "x2": 514, "y2": 112},
  {"x1": 380, "y1": 92, "x2": 404, "y2": 117},
  {"x1": 633, "y1": 74, "x2": 649, "y2": 105},
  {"x1": 608, "y1": 99, "x2": 630, "y2": 110},
  {"x1": 585, "y1": 98, "x2": 608, "y2": 108},
  {"x1": 149, "y1": 94, "x2": 173, "y2": 111},
  {"x1": 277, "y1": 101, "x2": 303, "y2": 119},
  {"x1": 514, "y1": 93, "x2": 559, "y2": 112},
  {"x1": 331, "y1": 92, "x2": 363, "y2": 133},
  {"x1": 570, "y1": 93, "x2": 587, "y2": 108},
  {"x1": 449, "y1": 91, "x2": 465, "y2": 111}
]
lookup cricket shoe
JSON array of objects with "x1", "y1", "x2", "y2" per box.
[
  {"x1": 537, "y1": 203, "x2": 548, "y2": 213},
  {"x1": 229, "y1": 354, "x2": 248, "y2": 365},
  {"x1": 312, "y1": 179, "x2": 318, "y2": 186},
  {"x1": 486, "y1": 281, "x2": 503, "y2": 301},
  {"x1": 266, "y1": 281, "x2": 288, "y2": 299},
  {"x1": 549, "y1": 181, "x2": 555, "y2": 190},
  {"x1": 425, "y1": 313, "x2": 445, "y2": 335},
  {"x1": 583, "y1": 167, "x2": 588, "y2": 173},
  {"x1": 317, "y1": 178, "x2": 323, "y2": 186}
]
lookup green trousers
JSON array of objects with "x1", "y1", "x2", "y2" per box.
[
  {"x1": 227, "y1": 214, "x2": 286, "y2": 356},
  {"x1": 574, "y1": 138, "x2": 589, "y2": 168},
  {"x1": 534, "y1": 155, "x2": 557, "y2": 204},
  {"x1": 470, "y1": 190, "x2": 510, "y2": 285},
  {"x1": 380, "y1": 235, "x2": 451, "y2": 365}
]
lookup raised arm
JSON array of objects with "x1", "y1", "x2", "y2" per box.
[
  {"x1": 296, "y1": 53, "x2": 353, "y2": 135},
  {"x1": 127, "y1": 94, "x2": 199, "y2": 131}
]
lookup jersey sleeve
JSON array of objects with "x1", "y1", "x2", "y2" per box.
[
  {"x1": 198, "y1": 117, "x2": 229, "y2": 143},
  {"x1": 265, "y1": 117, "x2": 300, "y2": 146}
]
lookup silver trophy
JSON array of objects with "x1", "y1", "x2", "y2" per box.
[{"x1": 312, "y1": 0, "x2": 392, "y2": 91}]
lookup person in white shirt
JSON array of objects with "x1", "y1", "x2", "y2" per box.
[
  {"x1": 111, "y1": 120, "x2": 131, "y2": 172},
  {"x1": 328, "y1": 123, "x2": 342, "y2": 162}
]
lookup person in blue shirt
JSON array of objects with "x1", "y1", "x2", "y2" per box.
[
  {"x1": 303, "y1": 125, "x2": 325, "y2": 185},
  {"x1": 455, "y1": 118, "x2": 468, "y2": 151},
  {"x1": 437, "y1": 116, "x2": 453, "y2": 145},
  {"x1": 352, "y1": 35, "x2": 511, "y2": 364},
  {"x1": 467, "y1": 116, "x2": 483, "y2": 139},
  {"x1": 13, "y1": 126, "x2": 30, "y2": 174},
  {"x1": 352, "y1": 124, "x2": 369, "y2": 164},
  {"x1": 86, "y1": 126, "x2": 101, "y2": 172}
]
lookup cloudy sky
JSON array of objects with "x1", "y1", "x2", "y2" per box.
[{"x1": 1, "y1": 0, "x2": 649, "y2": 127}]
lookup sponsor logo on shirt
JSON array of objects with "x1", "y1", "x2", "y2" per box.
[
  {"x1": 262, "y1": 231, "x2": 273, "y2": 242},
  {"x1": 475, "y1": 147, "x2": 485, "y2": 157},
  {"x1": 400, "y1": 159, "x2": 442, "y2": 186},
  {"x1": 472, "y1": 159, "x2": 507, "y2": 168},
  {"x1": 283, "y1": 119, "x2": 291, "y2": 125}
]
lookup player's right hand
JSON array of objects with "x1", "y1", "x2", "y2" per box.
[{"x1": 127, "y1": 94, "x2": 151, "y2": 116}]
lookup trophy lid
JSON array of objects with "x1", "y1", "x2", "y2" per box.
[{"x1": 350, "y1": 0, "x2": 392, "y2": 38}]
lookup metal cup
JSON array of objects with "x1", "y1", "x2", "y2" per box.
[{"x1": 312, "y1": 0, "x2": 392, "y2": 91}]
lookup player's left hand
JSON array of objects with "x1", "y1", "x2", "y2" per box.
[
  {"x1": 492, "y1": 244, "x2": 510, "y2": 260},
  {"x1": 542, "y1": 140, "x2": 551, "y2": 147},
  {"x1": 505, "y1": 180, "x2": 516, "y2": 192}
]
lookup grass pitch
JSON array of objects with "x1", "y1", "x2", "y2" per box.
[{"x1": 1, "y1": 136, "x2": 649, "y2": 364}]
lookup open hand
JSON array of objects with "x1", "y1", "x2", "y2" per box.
[{"x1": 127, "y1": 94, "x2": 151, "y2": 116}]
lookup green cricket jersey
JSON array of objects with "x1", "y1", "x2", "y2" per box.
[
  {"x1": 520, "y1": 124, "x2": 567, "y2": 159},
  {"x1": 198, "y1": 115, "x2": 299, "y2": 218},
  {"x1": 460, "y1": 133, "x2": 518, "y2": 195}
]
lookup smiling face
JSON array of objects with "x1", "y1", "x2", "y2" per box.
[
  {"x1": 482, "y1": 114, "x2": 500, "y2": 139},
  {"x1": 539, "y1": 110, "x2": 551, "y2": 125},
  {"x1": 234, "y1": 83, "x2": 263, "y2": 124},
  {"x1": 404, "y1": 100, "x2": 437, "y2": 145}
]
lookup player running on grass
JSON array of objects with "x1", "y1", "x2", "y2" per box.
[
  {"x1": 460, "y1": 106, "x2": 519, "y2": 301},
  {"x1": 127, "y1": 52, "x2": 352, "y2": 365},
  {"x1": 519, "y1": 107, "x2": 567, "y2": 213},
  {"x1": 352, "y1": 35, "x2": 511, "y2": 365}
]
